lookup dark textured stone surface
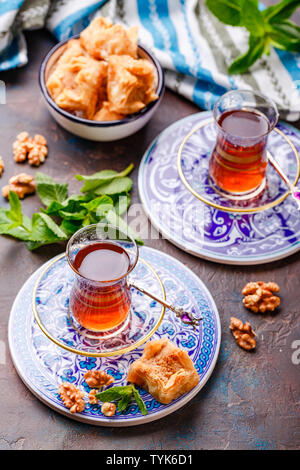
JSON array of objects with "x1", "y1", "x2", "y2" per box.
[{"x1": 0, "y1": 8, "x2": 299, "y2": 450}]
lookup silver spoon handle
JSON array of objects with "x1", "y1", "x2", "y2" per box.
[
  {"x1": 129, "y1": 280, "x2": 202, "y2": 329},
  {"x1": 268, "y1": 153, "x2": 294, "y2": 191},
  {"x1": 268, "y1": 153, "x2": 300, "y2": 210}
]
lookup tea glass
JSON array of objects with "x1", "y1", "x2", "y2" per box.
[
  {"x1": 209, "y1": 90, "x2": 279, "y2": 200},
  {"x1": 66, "y1": 223, "x2": 139, "y2": 334}
]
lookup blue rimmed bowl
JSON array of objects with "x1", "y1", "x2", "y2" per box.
[{"x1": 39, "y1": 36, "x2": 165, "y2": 141}]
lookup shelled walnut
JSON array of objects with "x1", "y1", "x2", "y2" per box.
[
  {"x1": 13, "y1": 132, "x2": 32, "y2": 163},
  {"x1": 229, "y1": 317, "x2": 256, "y2": 351},
  {"x1": 2, "y1": 173, "x2": 36, "y2": 199},
  {"x1": 84, "y1": 370, "x2": 114, "y2": 388},
  {"x1": 88, "y1": 389, "x2": 99, "y2": 405},
  {"x1": 58, "y1": 382, "x2": 85, "y2": 413},
  {"x1": 13, "y1": 131, "x2": 48, "y2": 166},
  {"x1": 27, "y1": 134, "x2": 48, "y2": 166},
  {"x1": 242, "y1": 281, "x2": 280, "y2": 313},
  {"x1": 0, "y1": 156, "x2": 4, "y2": 177}
]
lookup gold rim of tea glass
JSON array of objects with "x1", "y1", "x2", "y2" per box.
[
  {"x1": 177, "y1": 118, "x2": 300, "y2": 214},
  {"x1": 32, "y1": 253, "x2": 166, "y2": 357}
]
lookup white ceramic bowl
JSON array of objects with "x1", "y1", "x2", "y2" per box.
[{"x1": 39, "y1": 36, "x2": 165, "y2": 141}]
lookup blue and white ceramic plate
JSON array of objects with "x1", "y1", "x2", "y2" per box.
[
  {"x1": 138, "y1": 111, "x2": 300, "y2": 265},
  {"x1": 8, "y1": 246, "x2": 221, "y2": 426}
]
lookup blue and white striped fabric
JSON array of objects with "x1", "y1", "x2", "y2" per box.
[{"x1": 0, "y1": 0, "x2": 300, "y2": 119}]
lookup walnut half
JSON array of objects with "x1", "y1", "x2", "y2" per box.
[
  {"x1": 88, "y1": 389, "x2": 99, "y2": 405},
  {"x1": 242, "y1": 281, "x2": 280, "y2": 313},
  {"x1": 230, "y1": 317, "x2": 256, "y2": 351},
  {"x1": 84, "y1": 370, "x2": 114, "y2": 388},
  {"x1": 2, "y1": 173, "x2": 36, "y2": 199},
  {"x1": 101, "y1": 402, "x2": 116, "y2": 417},
  {"x1": 58, "y1": 382, "x2": 85, "y2": 413}
]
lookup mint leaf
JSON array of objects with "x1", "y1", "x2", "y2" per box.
[
  {"x1": 58, "y1": 209, "x2": 87, "y2": 221},
  {"x1": 94, "y1": 177, "x2": 133, "y2": 196},
  {"x1": 205, "y1": 0, "x2": 243, "y2": 26},
  {"x1": 28, "y1": 213, "x2": 67, "y2": 244},
  {"x1": 263, "y1": 0, "x2": 300, "y2": 24},
  {"x1": 80, "y1": 195, "x2": 114, "y2": 215},
  {"x1": 95, "y1": 385, "x2": 148, "y2": 415},
  {"x1": 117, "y1": 391, "x2": 133, "y2": 412},
  {"x1": 0, "y1": 193, "x2": 32, "y2": 240},
  {"x1": 113, "y1": 194, "x2": 131, "y2": 216},
  {"x1": 36, "y1": 172, "x2": 68, "y2": 206},
  {"x1": 269, "y1": 20, "x2": 300, "y2": 51},
  {"x1": 44, "y1": 193, "x2": 92, "y2": 216},
  {"x1": 76, "y1": 164, "x2": 134, "y2": 193},
  {"x1": 7, "y1": 191, "x2": 23, "y2": 224},
  {"x1": 105, "y1": 210, "x2": 144, "y2": 245},
  {"x1": 131, "y1": 385, "x2": 148, "y2": 415},
  {"x1": 228, "y1": 34, "x2": 266, "y2": 74},
  {"x1": 60, "y1": 219, "x2": 82, "y2": 235},
  {"x1": 241, "y1": 0, "x2": 265, "y2": 36},
  {"x1": 0, "y1": 208, "x2": 31, "y2": 240},
  {"x1": 95, "y1": 386, "x2": 133, "y2": 402}
]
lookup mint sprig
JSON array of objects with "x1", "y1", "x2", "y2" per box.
[
  {"x1": 205, "y1": 0, "x2": 300, "y2": 74},
  {"x1": 0, "y1": 164, "x2": 143, "y2": 250},
  {"x1": 95, "y1": 385, "x2": 148, "y2": 415}
]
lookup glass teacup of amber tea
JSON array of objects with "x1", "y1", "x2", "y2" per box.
[
  {"x1": 209, "y1": 90, "x2": 279, "y2": 199},
  {"x1": 66, "y1": 224, "x2": 139, "y2": 334}
]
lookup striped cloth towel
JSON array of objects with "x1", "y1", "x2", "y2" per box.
[{"x1": 0, "y1": 0, "x2": 300, "y2": 120}]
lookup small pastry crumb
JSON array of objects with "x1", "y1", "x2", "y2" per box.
[
  {"x1": 84, "y1": 370, "x2": 114, "y2": 388},
  {"x1": 101, "y1": 402, "x2": 116, "y2": 417},
  {"x1": 2, "y1": 173, "x2": 36, "y2": 199},
  {"x1": 58, "y1": 382, "x2": 85, "y2": 413},
  {"x1": 229, "y1": 317, "x2": 256, "y2": 351},
  {"x1": 242, "y1": 281, "x2": 280, "y2": 313}
]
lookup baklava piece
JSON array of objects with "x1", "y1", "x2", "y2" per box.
[
  {"x1": 46, "y1": 39, "x2": 107, "y2": 119},
  {"x1": 80, "y1": 16, "x2": 138, "y2": 60},
  {"x1": 107, "y1": 54, "x2": 158, "y2": 115},
  {"x1": 93, "y1": 101, "x2": 126, "y2": 121},
  {"x1": 127, "y1": 338, "x2": 199, "y2": 404}
]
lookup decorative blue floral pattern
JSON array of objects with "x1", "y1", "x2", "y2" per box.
[
  {"x1": 138, "y1": 112, "x2": 300, "y2": 265},
  {"x1": 8, "y1": 247, "x2": 220, "y2": 426}
]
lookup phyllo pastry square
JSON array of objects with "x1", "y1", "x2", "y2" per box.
[
  {"x1": 107, "y1": 55, "x2": 158, "y2": 115},
  {"x1": 46, "y1": 39, "x2": 107, "y2": 119},
  {"x1": 127, "y1": 338, "x2": 199, "y2": 404},
  {"x1": 80, "y1": 16, "x2": 138, "y2": 61}
]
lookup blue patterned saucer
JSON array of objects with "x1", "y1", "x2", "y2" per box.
[
  {"x1": 138, "y1": 111, "x2": 300, "y2": 265},
  {"x1": 33, "y1": 253, "x2": 166, "y2": 357},
  {"x1": 8, "y1": 247, "x2": 221, "y2": 426}
]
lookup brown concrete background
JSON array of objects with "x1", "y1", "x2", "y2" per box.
[{"x1": 0, "y1": 1, "x2": 299, "y2": 450}]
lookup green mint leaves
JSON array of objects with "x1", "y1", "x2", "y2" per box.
[
  {"x1": 0, "y1": 164, "x2": 143, "y2": 250},
  {"x1": 95, "y1": 385, "x2": 148, "y2": 415},
  {"x1": 205, "y1": 0, "x2": 300, "y2": 74}
]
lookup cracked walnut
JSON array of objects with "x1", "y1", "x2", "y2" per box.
[
  {"x1": 84, "y1": 370, "x2": 114, "y2": 388},
  {"x1": 230, "y1": 317, "x2": 256, "y2": 351},
  {"x1": 242, "y1": 281, "x2": 280, "y2": 313},
  {"x1": 13, "y1": 132, "x2": 48, "y2": 166},
  {"x1": 58, "y1": 382, "x2": 85, "y2": 414},
  {"x1": 2, "y1": 173, "x2": 36, "y2": 199}
]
